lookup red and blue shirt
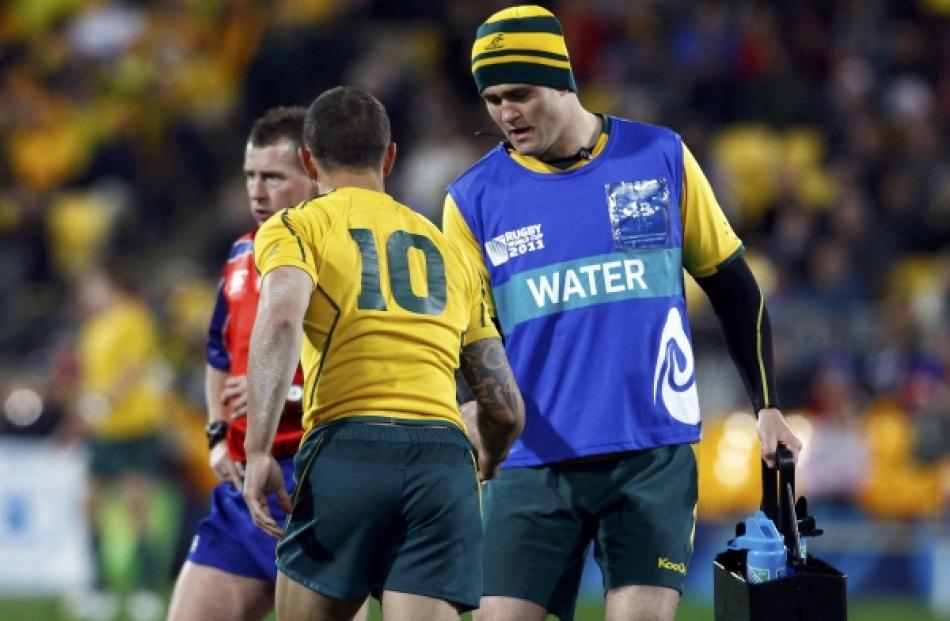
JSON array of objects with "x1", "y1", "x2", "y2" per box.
[{"x1": 207, "y1": 228, "x2": 305, "y2": 461}]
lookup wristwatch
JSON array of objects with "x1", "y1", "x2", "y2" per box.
[{"x1": 205, "y1": 420, "x2": 229, "y2": 449}]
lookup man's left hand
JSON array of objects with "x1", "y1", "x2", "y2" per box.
[
  {"x1": 756, "y1": 408, "x2": 803, "y2": 468},
  {"x1": 460, "y1": 400, "x2": 503, "y2": 482},
  {"x1": 243, "y1": 453, "x2": 292, "y2": 538}
]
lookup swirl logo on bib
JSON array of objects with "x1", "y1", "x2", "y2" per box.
[{"x1": 652, "y1": 307, "x2": 699, "y2": 424}]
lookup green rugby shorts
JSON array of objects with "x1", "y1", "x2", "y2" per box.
[
  {"x1": 481, "y1": 443, "x2": 697, "y2": 621},
  {"x1": 277, "y1": 417, "x2": 483, "y2": 611}
]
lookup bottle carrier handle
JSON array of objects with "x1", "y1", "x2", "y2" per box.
[{"x1": 760, "y1": 444, "x2": 804, "y2": 566}]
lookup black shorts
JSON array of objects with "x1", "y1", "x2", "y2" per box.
[
  {"x1": 277, "y1": 417, "x2": 482, "y2": 611},
  {"x1": 481, "y1": 443, "x2": 698, "y2": 621}
]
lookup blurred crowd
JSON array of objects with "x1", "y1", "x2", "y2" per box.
[{"x1": 1, "y1": 0, "x2": 949, "y2": 579}]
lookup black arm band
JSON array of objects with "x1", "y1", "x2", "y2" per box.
[{"x1": 695, "y1": 255, "x2": 779, "y2": 413}]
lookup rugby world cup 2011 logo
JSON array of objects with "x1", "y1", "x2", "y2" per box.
[
  {"x1": 484, "y1": 224, "x2": 545, "y2": 267},
  {"x1": 484, "y1": 235, "x2": 510, "y2": 267},
  {"x1": 652, "y1": 308, "x2": 700, "y2": 424}
]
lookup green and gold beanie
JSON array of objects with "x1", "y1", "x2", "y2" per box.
[{"x1": 471, "y1": 5, "x2": 577, "y2": 94}]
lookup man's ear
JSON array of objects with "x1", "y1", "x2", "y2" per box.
[
  {"x1": 382, "y1": 142, "x2": 398, "y2": 177},
  {"x1": 298, "y1": 147, "x2": 319, "y2": 181}
]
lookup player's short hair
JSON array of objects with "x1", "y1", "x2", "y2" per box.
[
  {"x1": 303, "y1": 86, "x2": 391, "y2": 171},
  {"x1": 248, "y1": 106, "x2": 306, "y2": 150}
]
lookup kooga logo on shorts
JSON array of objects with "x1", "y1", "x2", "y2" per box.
[{"x1": 658, "y1": 557, "x2": 687, "y2": 575}]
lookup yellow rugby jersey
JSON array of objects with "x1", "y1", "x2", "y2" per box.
[
  {"x1": 78, "y1": 300, "x2": 165, "y2": 439},
  {"x1": 255, "y1": 186, "x2": 498, "y2": 433}
]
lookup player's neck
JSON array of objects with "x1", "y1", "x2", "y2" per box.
[
  {"x1": 541, "y1": 108, "x2": 600, "y2": 161},
  {"x1": 316, "y1": 169, "x2": 386, "y2": 195}
]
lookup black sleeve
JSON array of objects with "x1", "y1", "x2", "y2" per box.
[{"x1": 694, "y1": 255, "x2": 780, "y2": 413}]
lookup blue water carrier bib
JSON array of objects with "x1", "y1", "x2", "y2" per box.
[{"x1": 448, "y1": 118, "x2": 702, "y2": 466}]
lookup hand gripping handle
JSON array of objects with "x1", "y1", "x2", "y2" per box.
[{"x1": 761, "y1": 444, "x2": 804, "y2": 565}]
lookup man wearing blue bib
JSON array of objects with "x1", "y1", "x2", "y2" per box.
[{"x1": 444, "y1": 6, "x2": 803, "y2": 621}]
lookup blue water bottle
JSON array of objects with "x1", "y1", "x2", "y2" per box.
[{"x1": 728, "y1": 510, "x2": 787, "y2": 583}]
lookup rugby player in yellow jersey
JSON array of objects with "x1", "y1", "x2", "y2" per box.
[
  {"x1": 243, "y1": 86, "x2": 525, "y2": 621},
  {"x1": 70, "y1": 264, "x2": 166, "y2": 619}
]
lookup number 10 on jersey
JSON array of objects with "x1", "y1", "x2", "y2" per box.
[{"x1": 349, "y1": 228, "x2": 446, "y2": 316}]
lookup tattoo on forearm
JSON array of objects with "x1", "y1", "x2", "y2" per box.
[{"x1": 460, "y1": 339, "x2": 522, "y2": 425}]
